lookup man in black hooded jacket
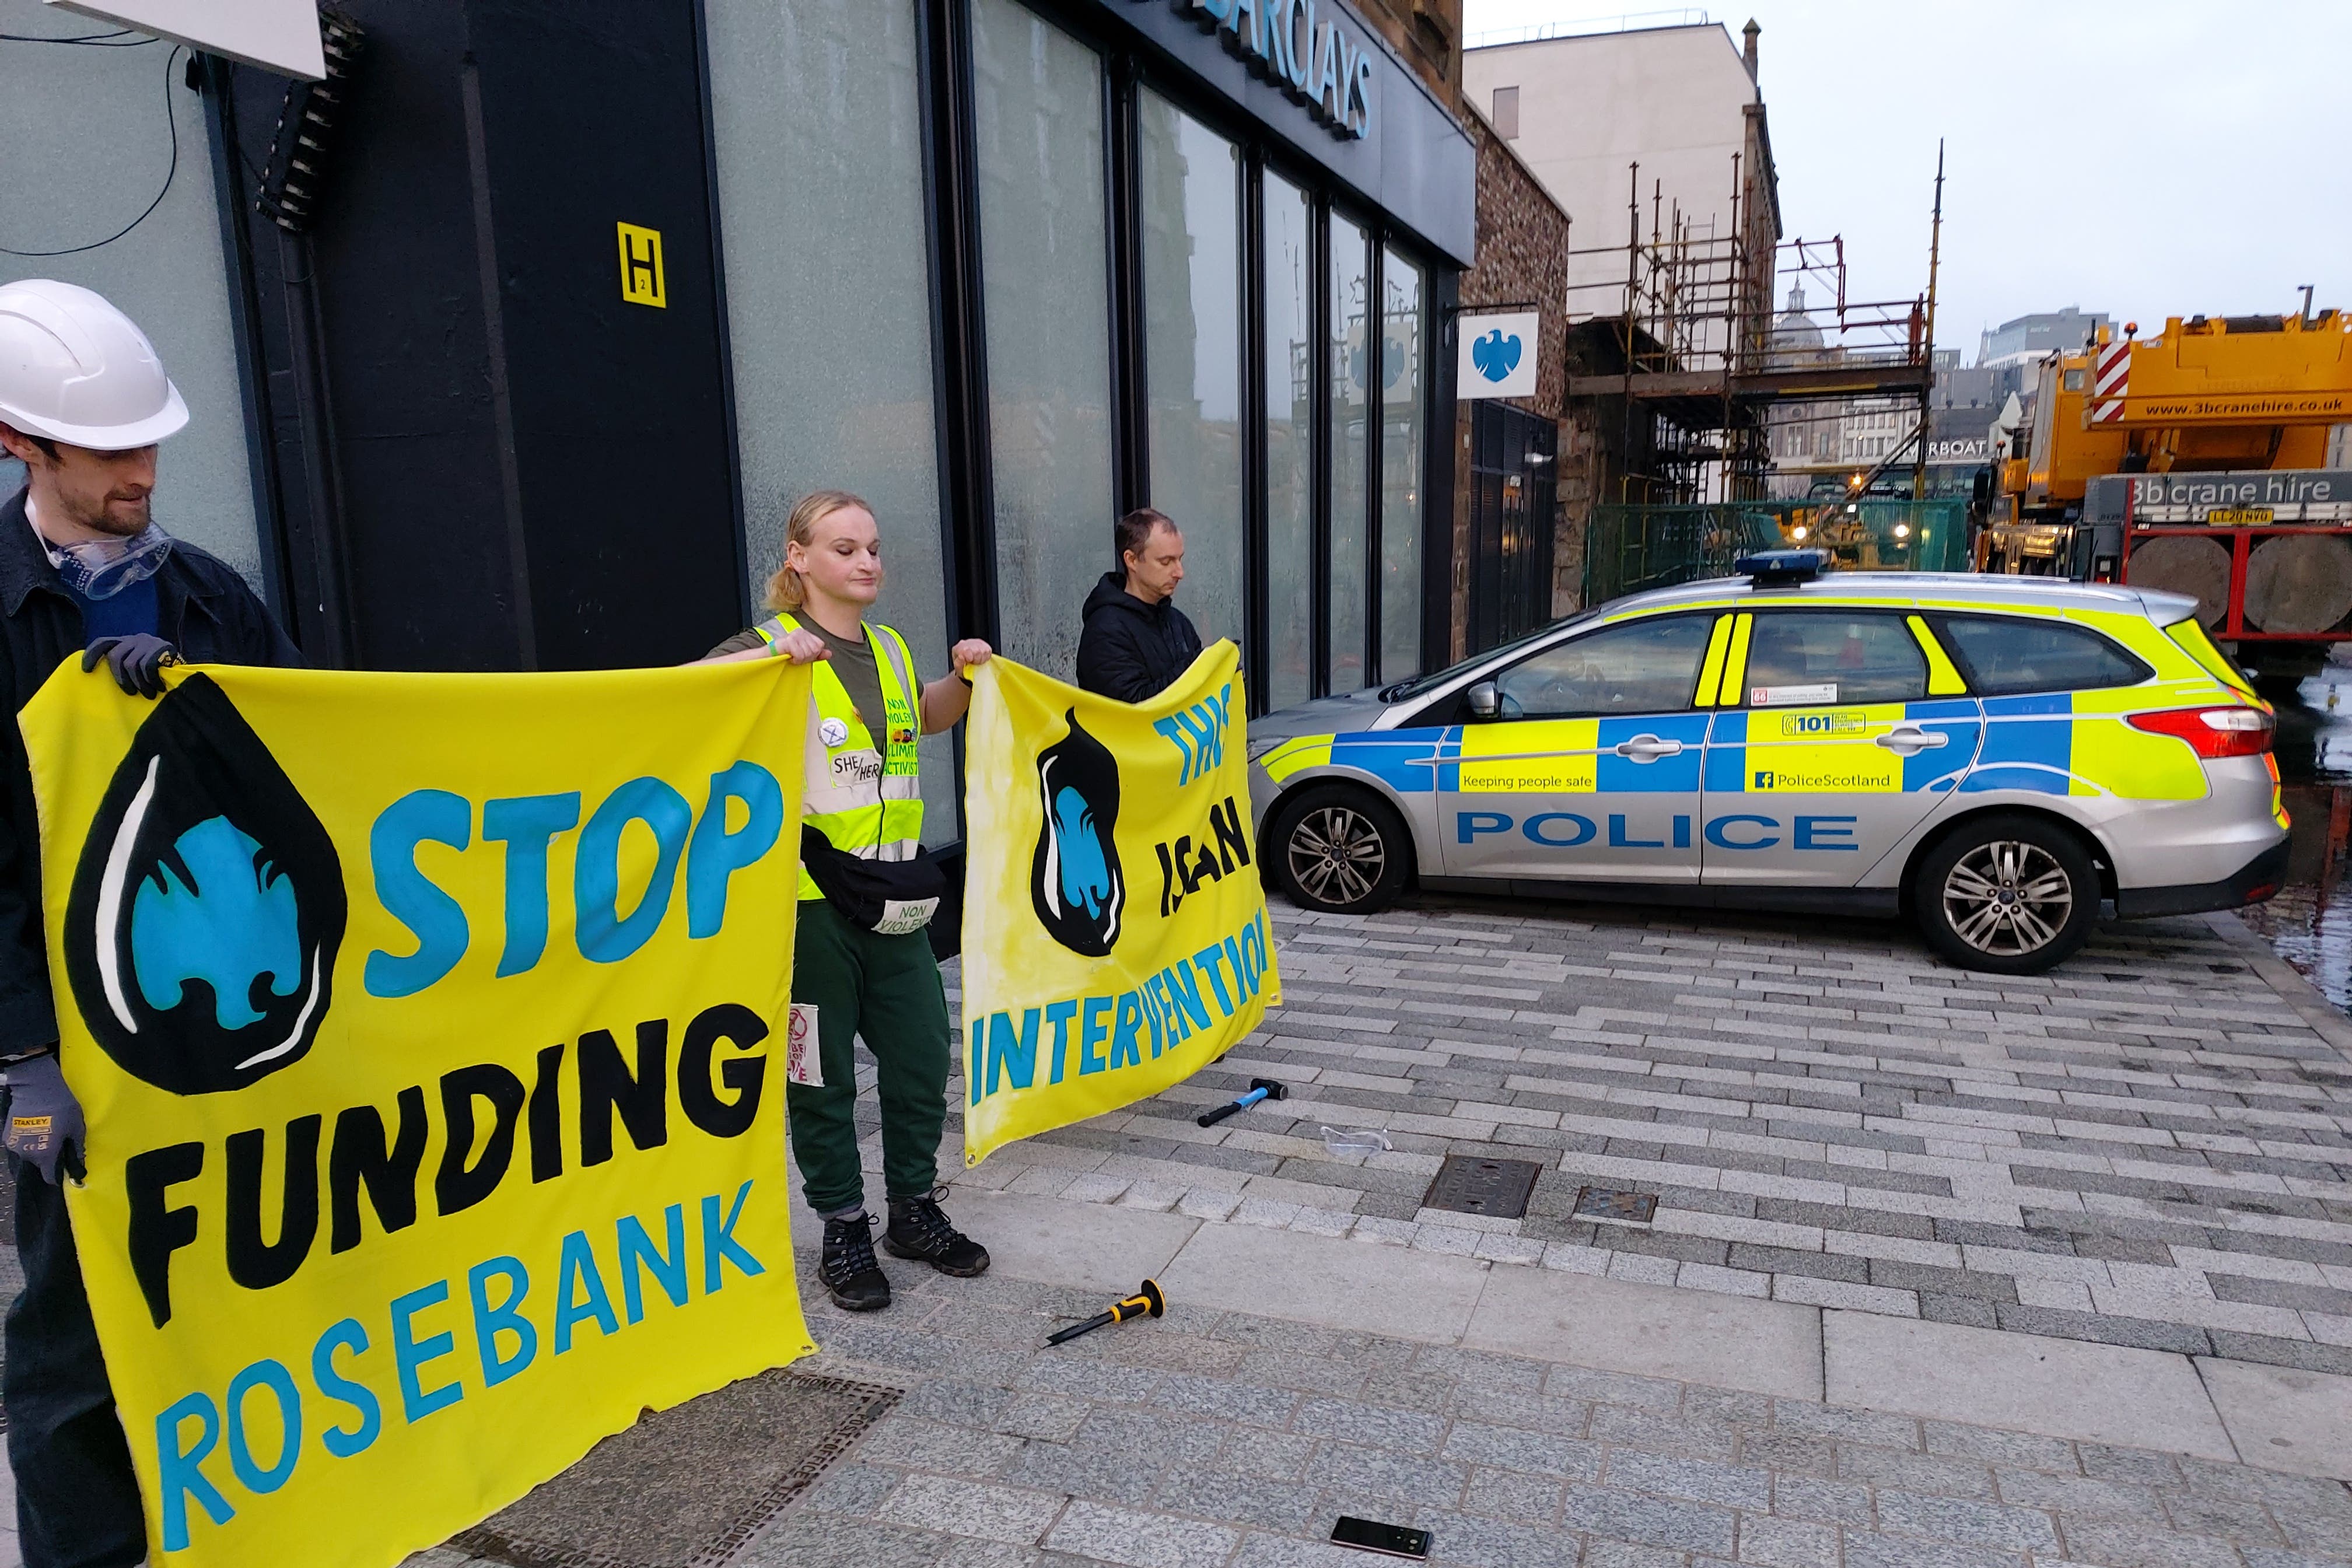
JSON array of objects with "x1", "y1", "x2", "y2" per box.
[{"x1": 1076, "y1": 507, "x2": 1203, "y2": 702}]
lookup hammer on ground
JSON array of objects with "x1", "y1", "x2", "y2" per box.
[
  {"x1": 1045, "y1": 1279, "x2": 1166, "y2": 1346},
  {"x1": 1196, "y1": 1078, "x2": 1287, "y2": 1128}
]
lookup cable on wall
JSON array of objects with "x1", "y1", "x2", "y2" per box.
[
  {"x1": 0, "y1": 28, "x2": 152, "y2": 46},
  {"x1": 0, "y1": 44, "x2": 186, "y2": 257}
]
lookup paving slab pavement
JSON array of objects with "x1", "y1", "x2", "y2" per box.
[
  {"x1": 2197, "y1": 1357, "x2": 2352, "y2": 1482},
  {"x1": 1823, "y1": 1311, "x2": 2238, "y2": 1461},
  {"x1": 1160, "y1": 1218, "x2": 1492, "y2": 1343},
  {"x1": 410, "y1": 1236, "x2": 2352, "y2": 1568},
  {"x1": 14, "y1": 894, "x2": 2352, "y2": 1566},
  {"x1": 1467, "y1": 1259, "x2": 1824, "y2": 1402},
  {"x1": 881, "y1": 1177, "x2": 2322, "y2": 1472},
  {"x1": 933, "y1": 1190, "x2": 1200, "y2": 1297},
  {"x1": 941, "y1": 896, "x2": 2352, "y2": 1384}
]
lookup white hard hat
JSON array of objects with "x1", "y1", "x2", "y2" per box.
[{"x1": 0, "y1": 279, "x2": 188, "y2": 452}]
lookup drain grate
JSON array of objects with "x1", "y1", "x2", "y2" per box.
[
  {"x1": 1574, "y1": 1186, "x2": 1658, "y2": 1224},
  {"x1": 1423, "y1": 1154, "x2": 1542, "y2": 1219},
  {"x1": 453, "y1": 1370, "x2": 900, "y2": 1568}
]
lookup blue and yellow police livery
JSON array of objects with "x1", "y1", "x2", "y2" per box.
[{"x1": 1249, "y1": 553, "x2": 2288, "y2": 973}]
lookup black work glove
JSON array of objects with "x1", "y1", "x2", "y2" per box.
[
  {"x1": 3, "y1": 1052, "x2": 85, "y2": 1186},
  {"x1": 83, "y1": 634, "x2": 180, "y2": 699}
]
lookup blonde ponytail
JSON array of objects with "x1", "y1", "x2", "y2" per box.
[{"x1": 764, "y1": 489, "x2": 873, "y2": 613}]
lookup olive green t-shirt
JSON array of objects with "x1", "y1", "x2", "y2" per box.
[{"x1": 707, "y1": 618, "x2": 891, "y2": 737}]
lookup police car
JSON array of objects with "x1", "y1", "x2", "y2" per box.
[{"x1": 1248, "y1": 553, "x2": 2288, "y2": 974}]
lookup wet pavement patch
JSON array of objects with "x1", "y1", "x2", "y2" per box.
[
  {"x1": 2247, "y1": 666, "x2": 2352, "y2": 1009},
  {"x1": 453, "y1": 1370, "x2": 899, "y2": 1567},
  {"x1": 1423, "y1": 1154, "x2": 1543, "y2": 1219},
  {"x1": 2235, "y1": 780, "x2": 2352, "y2": 1010}
]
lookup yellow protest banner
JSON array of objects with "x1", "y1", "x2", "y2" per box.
[
  {"x1": 959, "y1": 643, "x2": 1280, "y2": 1164},
  {"x1": 22, "y1": 659, "x2": 817, "y2": 1568}
]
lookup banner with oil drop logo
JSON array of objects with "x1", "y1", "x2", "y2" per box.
[
  {"x1": 22, "y1": 658, "x2": 817, "y2": 1568},
  {"x1": 959, "y1": 644, "x2": 1281, "y2": 1165}
]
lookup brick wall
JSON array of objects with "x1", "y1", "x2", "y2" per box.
[
  {"x1": 1353, "y1": 0, "x2": 1462, "y2": 101},
  {"x1": 1447, "y1": 107, "x2": 1573, "y2": 659}
]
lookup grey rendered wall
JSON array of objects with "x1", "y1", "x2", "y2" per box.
[{"x1": 0, "y1": 5, "x2": 264, "y2": 589}]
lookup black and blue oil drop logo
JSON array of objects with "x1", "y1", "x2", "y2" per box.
[
  {"x1": 1030, "y1": 709, "x2": 1125, "y2": 957},
  {"x1": 63, "y1": 674, "x2": 345, "y2": 1096}
]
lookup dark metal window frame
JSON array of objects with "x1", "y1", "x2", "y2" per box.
[{"x1": 1325, "y1": 198, "x2": 1372, "y2": 694}]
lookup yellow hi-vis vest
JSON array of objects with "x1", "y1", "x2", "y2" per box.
[{"x1": 754, "y1": 613, "x2": 924, "y2": 901}]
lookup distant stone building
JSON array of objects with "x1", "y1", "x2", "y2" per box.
[
  {"x1": 1462, "y1": 16, "x2": 1782, "y2": 534},
  {"x1": 1354, "y1": 0, "x2": 1465, "y2": 95},
  {"x1": 1462, "y1": 18, "x2": 1780, "y2": 355},
  {"x1": 1764, "y1": 284, "x2": 1833, "y2": 492},
  {"x1": 1979, "y1": 307, "x2": 2110, "y2": 369},
  {"x1": 1762, "y1": 289, "x2": 1998, "y2": 503}
]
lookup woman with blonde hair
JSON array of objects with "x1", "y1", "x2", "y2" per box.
[{"x1": 707, "y1": 489, "x2": 991, "y2": 1312}]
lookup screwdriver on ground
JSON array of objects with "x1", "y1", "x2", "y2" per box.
[
  {"x1": 1196, "y1": 1077, "x2": 1287, "y2": 1128},
  {"x1": 1045, "y1": 1279, "x2": 1166, "y2": 1346}
]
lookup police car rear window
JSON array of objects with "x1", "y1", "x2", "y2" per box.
[
  {"x1": 1936, "y1": 615, "x2": 2151, "y2": 696},
  {"x1": 1742, "y1": 612, "x2": 1925, "y2": 706}
]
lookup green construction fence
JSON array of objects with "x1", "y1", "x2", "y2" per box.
[{"x1": 1582, "y1": 499, "x2": 1971, "y2": 607}]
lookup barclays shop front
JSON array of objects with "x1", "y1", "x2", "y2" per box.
[{"x1": 705, "y1": 0, "x2": 1475, "y2": 738}]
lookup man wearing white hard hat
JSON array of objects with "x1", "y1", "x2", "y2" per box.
[{"x1": 0, "y1": 278, "x2": 296, "y2": 1568}]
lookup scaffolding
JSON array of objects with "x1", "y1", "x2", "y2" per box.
[{"x1": 1566, "y1": 146, "x2": 1947, "y2": 509}]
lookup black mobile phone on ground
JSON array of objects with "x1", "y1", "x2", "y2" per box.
[{"x1": 1331, "y1": 1516, "x2": 1432, "y2": 1559}]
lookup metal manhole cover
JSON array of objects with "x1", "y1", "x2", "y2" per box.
[
  {"x1": 453, "y1": 1371, "x2": 899, "y2": 1568},
  {"x1": 1573, "y1": 1187, "x2": 1658, "y2": 1224},
  {"x1": 1423, "y1": 1155, "x2": 1542, "y2": 1219}
]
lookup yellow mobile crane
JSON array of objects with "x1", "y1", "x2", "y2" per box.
[{"x1": 1978, "y1": 305, "x2": 2352, "y2": 675}]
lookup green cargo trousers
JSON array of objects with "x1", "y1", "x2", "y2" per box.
[{"x1": 786, "y1": 898, "x2": 953, "y2": 1216}]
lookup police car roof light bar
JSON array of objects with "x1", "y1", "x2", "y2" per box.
[{"x1": 1735, "y1": 550, "x2": 1827, "y2": 589}]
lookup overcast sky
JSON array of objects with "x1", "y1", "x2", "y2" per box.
[{"x1": 1461, "y1": 1, "x2": 2351, "y2": 362}]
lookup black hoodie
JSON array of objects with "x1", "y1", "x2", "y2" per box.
[{"x1": 1077, "y1": 569, "x2": 1203, "y2": 702}]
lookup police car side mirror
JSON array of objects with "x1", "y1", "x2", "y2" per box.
[{"x1": 1466, "y1": 681, "x2": 1500, "y2": 720}]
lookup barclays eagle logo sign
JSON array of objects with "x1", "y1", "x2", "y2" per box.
[
  {"x1": 64, "y1": 675, "x2": 345, "y2": 1096},
  {"x1": 1472, "y1": 328, "x2": 1523, "y2": 384}
]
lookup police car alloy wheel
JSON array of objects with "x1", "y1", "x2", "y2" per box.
[
  {"x1": 1271, "y1": 785, "x2": 1410, "y2": 915},
  {"x1": 1913, "y1": 814, "x2": 2097, "y2": 975}
]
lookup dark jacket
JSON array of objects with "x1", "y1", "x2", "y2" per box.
[
  {"x1": 1076, "y1": 570, "x2": 1203, "y2": 702},
  {"x1": 0, "y1": 488, "x2": 300, "y2": 1054}
]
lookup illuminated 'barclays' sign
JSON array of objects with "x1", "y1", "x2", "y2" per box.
[{"x1": 1173, "y1": 0, "x2": 1376, "y2": 140}]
